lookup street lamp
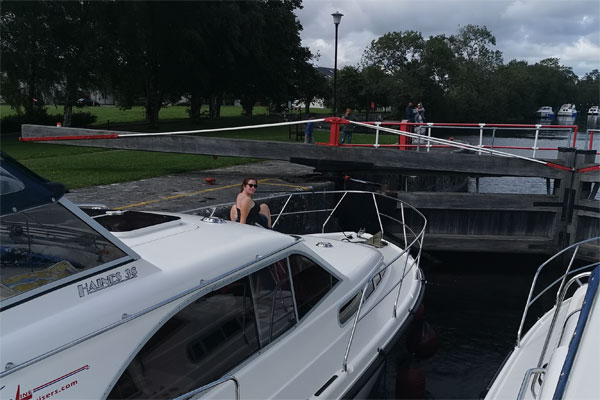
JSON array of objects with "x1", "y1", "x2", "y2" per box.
[{"x1": 331, "y1": 11, "x2": 343, "y2": 117}]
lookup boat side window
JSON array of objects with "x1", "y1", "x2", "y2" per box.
[
  {"x1": 250, "y1": 259, "x2": 297, "y2": 346},
  {"x1": 289, "y1": 254, "x2": 339, "y2": 319},
  {"x1": 107, "y1": 279, "x2": 260, "y2": 399},
  {"x1": 0, "y1": 202, "x2": 128, "y2": 301},
  {"x1": 338, "y1": 271, "x2": 385, "y2": 325},
  {"x1": 108, "y1": 256, "x2": 338, "y2": 399}
]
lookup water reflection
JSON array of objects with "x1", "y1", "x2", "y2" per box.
[
  {"x1": 534, "y1": 115, "x2": 599, "y2": 131},
  {"x1": 555, "y1": 115, "x2": 577, "y2": 126},
  {"x1": 587, "y1": 115, "x2": 600, "y2": 129},
  {"x1": 536, "y1": 116, "x2": 554, "y2": 125}
]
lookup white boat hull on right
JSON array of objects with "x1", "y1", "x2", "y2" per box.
[{"x1": 484, "y1": 238, "x2": 600, "y2": 400}]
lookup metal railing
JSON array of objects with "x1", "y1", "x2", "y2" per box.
[
  {"x1": 25, "y1": 117, "x2": 598, "y2": 162},
  {"x1": 175, "y1": 375, "x2": 240, "y2": 400},
  {"x1": 512, "y1": 237, "x2": 599, "y2": 399},
  {"x1": 515, "y1": 237, "x2": 600, "y2": 347},
  {"x1": 331, "y1": 119, "x2": 593, "y2": 157},
  {"x1": 193, "y1": 190, "x2": 427, "y2": 374}
]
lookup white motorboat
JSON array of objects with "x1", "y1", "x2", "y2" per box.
[
  {"x1": 0, "y1": 152, "x2": 427, "y2": 400},
  {"x1": 535, "y1": 106, "x2": 554, "y2": 119},
  {"x1": 557, "y1": 103, "x2": 578, "y2": 117},
  {"x1": 588, "y1": 105, "x2": 599, "y2": 115},
  {"x1": 483, "y1": 237, "x2": 600, "y2": 400}
]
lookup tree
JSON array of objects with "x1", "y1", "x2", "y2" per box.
[
  {"x1": 49, "y1": 1, "x2": 111, "y2": 126},
  {"x1": 294, "y1": 64, "x2": 329, "y2": 114},
  {"x1": 448, "y1": 25, "x2": 503, "y2": 121},
  {"x1": 336, "y1": 66, "x2": 365, "y2": 112},
  {"x1": 361, "y1": 65, "x2": 393, "y2": 118},
  {"x1": 176, "y1": 1, "x2": 243, "y2": 119},
  {"x1": 109, "y1": 1, "x2": 186, "y2": 127},
  {"x1": 1, "y1": 1, "x2": 58, "y2": 119},
  {"x1": 362, "y1": 31, "x2": 426, "y2": 118},
  {"x1": 235, "y1": 0, "x2": 309, "y2": 117},
  {"x1": 491, "y1": 60, "x2": 537, "y2": 120},
  {"x1": 530, "y1": 58, "x2": 577, "y2": 111},
  {"x1": 362, "y1": 31, "x2": 424, "y2": 75},
  {"x1": 576, "y1": 69, "x2": 600, "y2": 112}
]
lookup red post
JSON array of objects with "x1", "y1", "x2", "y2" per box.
[
  {"x1": 398, "y1": 120, "x2": 412, "y2": 150},
  {"x1": 325, "y1": 117, "x2": 343, "y2": 146}
]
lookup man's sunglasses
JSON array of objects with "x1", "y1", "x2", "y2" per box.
[{"x1": 247, "y1": 183, "x2": 258, "y2": 188}]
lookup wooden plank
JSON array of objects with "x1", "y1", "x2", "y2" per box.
[
  {"x1": 423, "y1": 234, "x2": 555, "y2": 254},
  {"x1": 21, "y1": 125, "x2": 565, "y2": 178},
  {"x1": 393, "y1": 192, "x2": 562, "y2": 211}
]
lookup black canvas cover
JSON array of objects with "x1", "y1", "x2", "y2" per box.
[{"x1": 0, "y1": 151, "x2": 65, "y2": 216}]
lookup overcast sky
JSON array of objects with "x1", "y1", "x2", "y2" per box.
[{"x1": 295, "y1": 0, "x2": 600, "y2": 77}]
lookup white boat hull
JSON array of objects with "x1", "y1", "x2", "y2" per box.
[
  {"x1": 0, "y1": 163, "x2": 428, "y2": 400},
  {"x1": 484, "y1": 239, "x2": 600, "y2": 400}
]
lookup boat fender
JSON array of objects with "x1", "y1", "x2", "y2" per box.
[
  {"x1": 406, "y1": 320, "x2": 439, "y2": 360},
  {"x1": 395, "y1": 367, "x2": 426, "y2": 399},
  {"x1": 411, "y1": 303, "x2": 426, "y2": 320}
]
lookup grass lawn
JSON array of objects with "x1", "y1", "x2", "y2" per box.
[
  {"x1": 1, "y1": 104, "x2": 400, "y2": 189},
  {"x1": 0, "y1": 104, "x2": 270, "y2": 123}
]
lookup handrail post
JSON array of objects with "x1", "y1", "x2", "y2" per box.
[
  {"x1": 343, "y1": 281, "x2": 369, "y2": 373},
  {"x1": 571, "y1": 125, "x2": 579, "y2": 148},
  {"x1": 374, "y1": 121, "x2": 381, "y2": 148},
  {"x1": 325, "y1": 117, "x2": 342, "y2": 146},
  {"x1": 398, "y1": 120, "x2": 411, "y2": 150},
  {"x1": 532, "y1": 124, "x2": 541, "y2": 158},
  {"x1": 478, "y1": 123, "x2": 485, "y2": 155},
  {"x1": 426, "y1": 122, "x2": 433, "y2": 152}
]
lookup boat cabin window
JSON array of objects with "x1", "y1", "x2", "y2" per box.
[
  {"x1": 338, "y1": 270, "x2": 385, "y2": 325},
  {"x1": 1, "y1": 202, "x2": 128, "y2": 302},
  {"x1": 289, "y1": 254, "x2": 339, "y2": 319},
  {"x1": 108, "y1": 254, "x2": 339, "y2": 399},
  {"x1": 250, "y1": 260, "x2": 296, "y2": 346}
]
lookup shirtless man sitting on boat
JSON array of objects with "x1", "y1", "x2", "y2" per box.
[{"x1": 230, "y1": 177, "x2": 272, "y2": 228}]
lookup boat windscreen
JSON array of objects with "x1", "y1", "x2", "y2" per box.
[
  {"x1": 1, "y1": 201, "x2": 129, "y2": 303},
  {"x1": 1, "y1": 151, "x2": 65, "y2": 216}
]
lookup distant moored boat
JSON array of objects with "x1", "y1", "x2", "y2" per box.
[
  {"x1": 557, "y1": 103, "x2": 577, "y2": 117},
  {"x1": 535, "y1": 106, "x2": 554, "y2": 118},
  {"x1": 588, "y1": 105, "x2": 599, "y2": 115}
]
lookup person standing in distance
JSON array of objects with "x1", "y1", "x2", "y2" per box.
[
  {"x1": 304, "y1": 115, "x2": 314, "y2": 144},
  {"x1": 341, "y1": 108, "x2": 356, "y2": 144}
]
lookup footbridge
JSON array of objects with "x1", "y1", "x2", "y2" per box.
[{"x1": 20, "y1": 120, "x2": 600, "y2": 256}]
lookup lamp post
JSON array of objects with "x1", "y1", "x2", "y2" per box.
[{"x1": 331, "y1": 11, "x2": 343, "y2": 117}]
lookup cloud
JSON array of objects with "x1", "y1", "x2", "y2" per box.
[{"x1": 296, "y1": 0, "x2": 600, "y2": 77}]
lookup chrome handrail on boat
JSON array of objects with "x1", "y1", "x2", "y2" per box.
[
  {"x1": 174, "y1": 375, "x2": 240, "y2": 400},
  {"x1": 190, "y1": 191, "x2": 427, "y2": 376},
  {"x1": 516, "y1": 237, "x2": 600, "y2": 347},
  {"x1": 517, "y1": 367, "x2": 545, "y2": 400},
  {"x1": 536, "y1": 271, "x2": 591, "y2": 370}
]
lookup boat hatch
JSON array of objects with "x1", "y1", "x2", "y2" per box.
[{"x1": 92, "y1": 210, "x2": 181, "y2": 232}]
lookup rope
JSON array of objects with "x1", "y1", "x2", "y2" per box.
[
  {"x1": 115, "y1": 118, "x2": 326, "y2": 138},
  {"x1": 348, "y1": 120, "x2": 555, "y2": 168}
]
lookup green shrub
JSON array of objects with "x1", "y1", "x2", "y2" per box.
[
  {"x1": 0, "y1": 114, "x2": 27, "y2": 134},
  {"x1": 70, "y1": 112, "x2": 97, "y2": 127},
  {"x1": 0, "y1": 111, "x2": 97, "y2": 134}
]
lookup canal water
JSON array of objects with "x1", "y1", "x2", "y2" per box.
[
  {"x1": 369, "y1": 251, "x2": 545, "y2": 400},
  {"x1": 450, "y1": 115, "x2": 599, "y2": 198},
  {"x1": 370, "y1": 115, "x2": 598, "y2": 399}
]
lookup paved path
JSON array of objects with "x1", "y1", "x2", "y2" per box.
[{"x1": 65, "y1": 161, "x2": 333, "y2": 213}]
